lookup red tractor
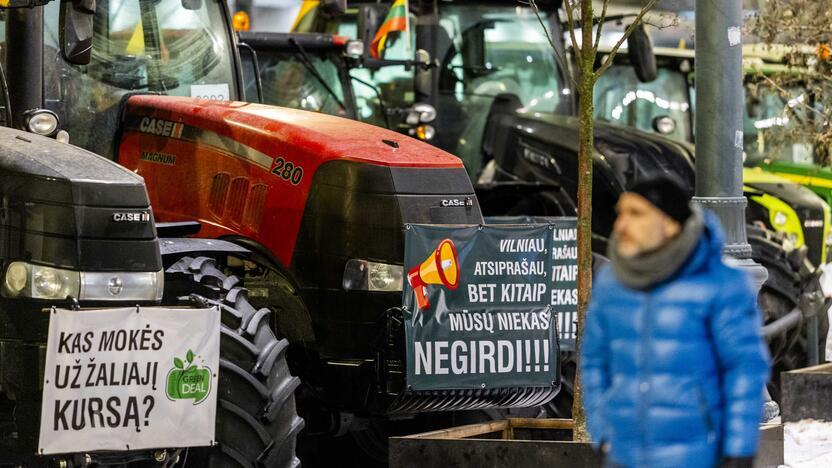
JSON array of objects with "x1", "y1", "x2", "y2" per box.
[{"x1": 2, "y1": 0, "x2": 558, "y2": 465}]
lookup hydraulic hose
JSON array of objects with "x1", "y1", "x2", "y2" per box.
[{"x1": 762, "y1": 307, "x2": 801, "y2": 338}]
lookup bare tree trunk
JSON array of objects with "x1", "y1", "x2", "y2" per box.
[
  {"x1": 571, "y1": 0, "x2": 596, "y2": 443},
  {"x1": 532, "y1": 0, "x2": 659, "y2": 442}
]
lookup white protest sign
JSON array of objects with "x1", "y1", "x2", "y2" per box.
[{"x1": 38, "y1": 307, "x2": 220, "y2": 455}]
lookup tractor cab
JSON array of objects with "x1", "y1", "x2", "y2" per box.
[
  {"x1": 237, "y1": 31, "x2": 358, "y2": 119},
  {"x1": 0, "y1": 0, "x2": 242, "y2": 158},
  {"x1": 319, "y1": 1, "x2": 572, "y2": 177},
  {"x1": 593, "y1": 45, "x2": 832, "y2": 267}
]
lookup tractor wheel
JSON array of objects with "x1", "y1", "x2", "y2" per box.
[
  {"x1": 544, "y1": 352, "x2": 577, "y2": 418},
  {"x1": 166, "y1": 256, "x2": 304, "y2": 468},
  {"x1": 747, "y1": 227, "x2": 816, "y2": 402}
]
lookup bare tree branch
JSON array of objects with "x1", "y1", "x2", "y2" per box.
[
  {"x1": 563, "y1": 0, "x2": 581, "y2": 60},
  {"x1": 758, "y1": 73, "x2": 830, "y2": 124},
  {"x1": 592, "y1": 0, "x2": 610, "y2": 53},
  {"x1": 642, "y1": 13, "x2": 680, "y2": 31},
  {"x1": 525, "y1": 0, "x2": 578, "y2": 90},
  {"x1": 595, "y1": 0, "x2": 661, "y2": 81}
]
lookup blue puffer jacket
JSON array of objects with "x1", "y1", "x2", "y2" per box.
[{"x1": 581, "y1": 213, "x2": 771, "y2": 468}]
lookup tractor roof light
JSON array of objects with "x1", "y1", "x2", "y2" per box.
[
  {"x1": 24, "y1": 109, "x2": 59, "y2": 137},
  {"x1": 232, "y1": 11, "x2": 251, "y2": 32}
]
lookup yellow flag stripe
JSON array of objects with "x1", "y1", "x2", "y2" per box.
[{"x1": 291, "y1": 0, "x2": 320, "y2": 31}]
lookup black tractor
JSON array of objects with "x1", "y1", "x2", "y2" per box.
[
  {"x1": 255, "y1": 0, "x2": 827, "y2": 410},
  {"x1": 0, "y1": 1, "x2": 302, "y2": 466}
]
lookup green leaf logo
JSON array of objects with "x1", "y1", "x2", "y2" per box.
[{"x1": 166, "y1": 349, "x2": 212, "y2": 405}]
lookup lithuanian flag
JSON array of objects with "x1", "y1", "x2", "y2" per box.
[
  {"x1": 291, "y1": 0, "x2": 320, "y2": 33},
  {"x1": 370, "y1": 0, "x2": 409, "y2": 59}
]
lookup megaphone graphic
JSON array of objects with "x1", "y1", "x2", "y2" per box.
[{"x1": 407, "y1": 238, "x2": 460, "y2": 310}]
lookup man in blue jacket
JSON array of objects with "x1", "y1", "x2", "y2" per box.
[{"x1": 582, "y1": 175, "x2": 771, "y2": 468}]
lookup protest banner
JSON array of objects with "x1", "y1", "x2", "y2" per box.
[
  {"x1": 403, "y1": 221, "x2": 575, "y2": 391},
  {"x1": 38, "y1": 306, "x2": 220, "y2": 455}
]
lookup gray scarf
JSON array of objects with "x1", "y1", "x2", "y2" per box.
[{"x1": 608, "y1": 206, "x2": 705, "y2": 290}]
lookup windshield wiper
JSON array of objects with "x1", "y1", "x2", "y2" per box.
[{"x1": 288, "y1": 38, "x2": 347, "y2": 112}]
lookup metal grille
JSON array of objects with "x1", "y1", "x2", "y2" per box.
[
  {"x1": 386, "y1": 386, "x2": 559, "y2": 414},
  {"x1": 797, "y1": 206, "x2": 825, "y2": 267},
  {"x1": 244, "y1": 184, "x2": 268, "y2": 232},
  {"x1": 208, "y1": 172, "x2": 231, "y2": 217},
  {"x1": 227, "y1": 177, "x2": 251, "y2": 225}
]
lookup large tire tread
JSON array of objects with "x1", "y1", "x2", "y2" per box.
[{"x1": 167, "y1": 256, "x2": 304, "y2": 468}]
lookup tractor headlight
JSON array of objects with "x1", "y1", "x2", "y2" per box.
[
  {"x1": 4, "y1": 263, "x2": 28, "y2": 295},
  {"x1": 342, "y1": 259, "x2": 403, "y2": 292},
  {"x1": 773, "y1": 211, "x2": 788, "y2": 226},
  {"x1": 2, "y1": 261, "x2": 163, "y2": 301},
  {"x1": 24, "y1": 109, "x2": 60, "y2": 137},
  {"x1": 79, "y1": 270, "x2": 164, "y2": 301},
  {"x1": 3, "y1": 262, "x2": 80, "y2": 299},
  {"x1": 345, "y1": 40, "x2": 365, "y2": 58},
  {"x1": 415, "y1": 124, "x2": 435, "y2": 141}
]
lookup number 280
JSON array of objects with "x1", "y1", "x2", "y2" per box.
[{"x1": 271, "y1": 157, "x2": 303, "y2": 185}]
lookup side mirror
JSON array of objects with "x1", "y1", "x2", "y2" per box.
[
  {"x1": 462, "y1": 27, "x2": 486, "y2": 76},
  {"x1": 461, "y1": 22, "x2": 488, "y2": 79},
  {"x1": 357, "y1": 4, "x2": 387, "y2": 49},
  {"x1": 627, "y1": 24, "x2": 657, "y2": 83},
  {"x1": 60, "y1": 0, "x2": 95, "y2": 66}
]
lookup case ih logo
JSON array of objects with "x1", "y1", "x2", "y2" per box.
[
  {"x1": 440, "y1": 198, "x2": 473, "y2": 207},
  {"x1": 112, "y1": 212, "x2": 151, "y2": 223},
  {"x1": 139, "y1": 117, "x2": 184, "y2": 138}
]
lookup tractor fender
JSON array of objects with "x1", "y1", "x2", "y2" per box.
[
  {"x1": 220, "y1": 235, "x2": 318, "y2": 352},
  {"x1": 159, "y1": 237, "x2": 251, "y2": 259}
]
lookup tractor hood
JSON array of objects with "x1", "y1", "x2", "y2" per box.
[
  {"x1": 121, "y1": 95, "x2": 463, "y2": 169},
  {"x1": 0, "y1": 127, "x2": 159, "y2": 272},
  {"x1": 487, "y1": 110, "x2": 696, "y2": 192},
  {"x1": 0, "y1": 127, "x2": 148, "y2": 207}
]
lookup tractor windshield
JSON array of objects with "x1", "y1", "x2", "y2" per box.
[
  {"x1": 42, "y1": 0, "x2": 237, "y2": 157},
  {"x1": 593, "y1": 51, "x2": 821, "y2": 166},
  {"x1": 436, "y1": 5, "x2": 566, "y2": 112},
  {"x1": 594, "y1": 61, "x2": 693, "y2": 143},
  {"x1": 435, "y1": 4, "x2": 567, "y2": 175},
  {"x1": 743, "y1": 85, "x2": 817, "y2": 165},
  {"x1": 243, "y1": 45, "x2": 350, "y2": 118}
]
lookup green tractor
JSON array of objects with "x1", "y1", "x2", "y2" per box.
[{"x1": 739, "y1": 45, "x2": 832, "y2": 209}]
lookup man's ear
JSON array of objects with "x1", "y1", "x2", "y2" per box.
[{"x1": 663, "y1": 217, "x2": 682, "y2": 238}]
